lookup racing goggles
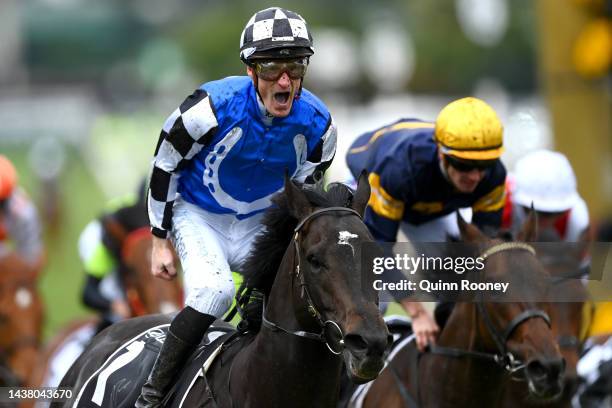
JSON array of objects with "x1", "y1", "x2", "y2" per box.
[
  {"x1": 254, "y1": 59, "x2": 308, "y2": 81},
  {"x1": 445, "y1": 155, "x2": 497, "y2": 172}
]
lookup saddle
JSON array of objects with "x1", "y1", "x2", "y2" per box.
[{"x1": 73, "y1": 322, "x2": 239, "y2": 408}]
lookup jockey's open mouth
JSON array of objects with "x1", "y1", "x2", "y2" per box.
[{"x1": 274, "y1": 91, "x2": 291, "y2": 104}]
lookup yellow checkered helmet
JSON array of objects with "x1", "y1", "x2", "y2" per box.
[{"x1": 434, "y1": 97, "x2": 504, "y2": 161}]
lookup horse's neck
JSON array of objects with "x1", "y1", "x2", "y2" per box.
[
  {"x1": 232, "y1": 253, "x2": 343, "y2": 407},
  {"x1": 421, "y1": 303, "x2": 505, "y2": 407}
]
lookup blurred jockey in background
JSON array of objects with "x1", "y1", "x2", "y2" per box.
[
  {"x1": 78, "y1": 179, "x2": 148, "y2": 334},
  {"x1": 346, "y1": 97, "x2": 507, "y2": 351},
  {"x1": 0, "y1": 154, "x2": 44, "y2": 271},
  {"x1": 503, "y1": 149, "x2": 590, "y2": 243}
]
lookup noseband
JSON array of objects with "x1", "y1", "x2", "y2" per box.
[
  {"x1": 430, "y1": 242, "x2": 551, "y2": 377},
  {"x1": 261, "y1": 207, "x2": 362, "y2": 355}
]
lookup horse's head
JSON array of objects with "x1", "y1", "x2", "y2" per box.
[
  {"x1": 457, "y1": 212, "x2": 565, "y2": 400},
  {"x1": 244, "y1": 172, "x2": 391, "y2": 384},
  {"x1": 0, "y1": 254, "x2": 43, "y2": 385},
  {"x1": 119, "y1": 228, "x2": 182, "y2": 315}
]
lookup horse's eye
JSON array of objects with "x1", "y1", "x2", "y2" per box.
[{"x1": 307, "y1": 254, "x2": 324, "y2": 270}]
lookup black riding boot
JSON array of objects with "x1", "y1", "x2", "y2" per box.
[{"x1": 135, "y1": 307, "x2": 215, "y2": 407}]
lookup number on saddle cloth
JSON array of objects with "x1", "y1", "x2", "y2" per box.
[{"x1": 74, "y1": 324, "x2": 235, "y2": 407}]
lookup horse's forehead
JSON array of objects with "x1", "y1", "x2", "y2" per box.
[
  {"x1": 313, "y1": 223, "x2": 366, "y2": 244},
  {"x1": 13, "y1": 287, "x2": 33, "y2": 309}
]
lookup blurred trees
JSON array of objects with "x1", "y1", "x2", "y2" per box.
[{"x1": 20, "y1": 0, "x2": 539, "y2": 99}]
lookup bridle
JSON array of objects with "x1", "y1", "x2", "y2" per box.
[
  {"x1": 261, "y1": 206, "x2": 363, "y2": 355},
  {"x1": 429, "y1": 242, "x2": 551, "y2": 377}
]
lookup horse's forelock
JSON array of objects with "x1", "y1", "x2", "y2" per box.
[{"x1": 241, "y1": 182, "x2": 355, "y2": 295}]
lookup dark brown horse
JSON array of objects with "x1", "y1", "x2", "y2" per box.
[
  {"x1": 0, "y1": 253, "x2": 44, "y2": 386},
  {"x1": 56, "y1": 174, "x2": 391, "y2": 408},
  {"x1": 355, "y1": 215, "x2": 565, "y2": 408}
]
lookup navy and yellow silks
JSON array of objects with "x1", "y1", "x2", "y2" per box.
[{"x1": 346, "y1": 118, "x2": 506, "y2": 242}]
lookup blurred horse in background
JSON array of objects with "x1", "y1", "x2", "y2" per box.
[
  {"x1": 0, "y1": 252, "x2": 44, "y2": 386},
  {"x1": 27, "y1": 226, "x2": 182, "y2": 401},
  {"x1": 118, "y1": 226, "x2": 183, "y2": 316}
]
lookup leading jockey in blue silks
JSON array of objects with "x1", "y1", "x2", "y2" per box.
[
  {"x1": 136, "y1": 7, "x2": 337, "y2": 407},
  {"x1": 346, "y1": 97, "x2": 507, "y2": 352}
]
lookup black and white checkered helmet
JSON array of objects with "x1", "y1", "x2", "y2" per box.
[{"x1": 240, "y1": 7, "x2": 314, "y2": 63}]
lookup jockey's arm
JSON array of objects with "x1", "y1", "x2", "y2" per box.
[
  {"x1": 147, "y1": 90, "x2": 218, "y2": 242},
  {"x1": 82, "y1": 274, "x2": 131, "y2": 319},
  {"x1": 82, "y1": 239, "x2": 119, "y2": 310},
  {"x1": 82, "y1": 274, "x2": 113, "y2": 312},
  {"x1": 363, "y1": 181, "x2": 439, "y2": 351},
  {"x1": 147, "y1": 90, "x2": 220, "y2": 279}
]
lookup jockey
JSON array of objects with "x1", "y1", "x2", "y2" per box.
[
  {"x1": 137, "y1": 7, "x2": 336, "y2": 407},
  {"x1": 78, "y1": 180, "x2": 148, "y2": 334},
  {"x1": 502, "y1": 149, "x2": 590, "y2": 242},
  {"x1": 0, "y1": 155, "x2": 44, "y2": 271},
  {"x1": 346, "y1": 97, "x2": 506, "y2": 351}
]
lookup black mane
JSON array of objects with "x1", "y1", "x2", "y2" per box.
[{"x1": 240, "y1": 181, "x2": 355, "y2": 295}]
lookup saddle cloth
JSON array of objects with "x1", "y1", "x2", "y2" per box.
[{"x1": 72, "y1": 322, "x2": 236, "y2": 408}]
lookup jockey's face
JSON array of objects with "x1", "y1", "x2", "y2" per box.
[
  {"x1": 442, "y1": 154, "x2": 486, "y2": 193},
  {"x1": 247, "y1": 62, "x2": 302, "y2": 118}
]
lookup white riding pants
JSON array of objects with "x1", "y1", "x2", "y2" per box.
[{"x1": 170, "y1": 197, "x2": 265, "y2": 317}]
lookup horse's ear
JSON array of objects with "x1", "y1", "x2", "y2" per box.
[
  {"x1": 457, "y1": 212, "x2": 487, "y2": 242},
  {"x1": 351, "y1": 170, "x2": 371, "y2": 217},
  {"x1": 284, "y1": 172, "x2": 312, "y2": 219},
  {"x1": 517, "y1": 203, "x2": 538, "y2": 242}
]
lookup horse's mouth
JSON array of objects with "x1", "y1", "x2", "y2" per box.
[
  {"x1": 345, "y1": 353, "x2": 385, "y2": 384},
  {"x1": 527, "y1": 378, "x2": 563, "y2": 402}
]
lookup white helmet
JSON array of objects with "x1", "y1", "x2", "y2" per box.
[{"x1": 513, "y1": 150, "x2": 579, "y2": 212}]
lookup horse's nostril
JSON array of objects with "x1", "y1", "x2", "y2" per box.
[
  {"x1": 526, "y1": 360, "x2": 548, "y2": 381},
  {"x1": 527, "y1": 358, "x2": 565, "y2": 383},
  {"x1": 344, "y1": 334, "x2": 369, "y2": 353}
]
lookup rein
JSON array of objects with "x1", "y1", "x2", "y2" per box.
[{"x1": 261, "y1": 206, "x2": 362, "y2": 355}]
